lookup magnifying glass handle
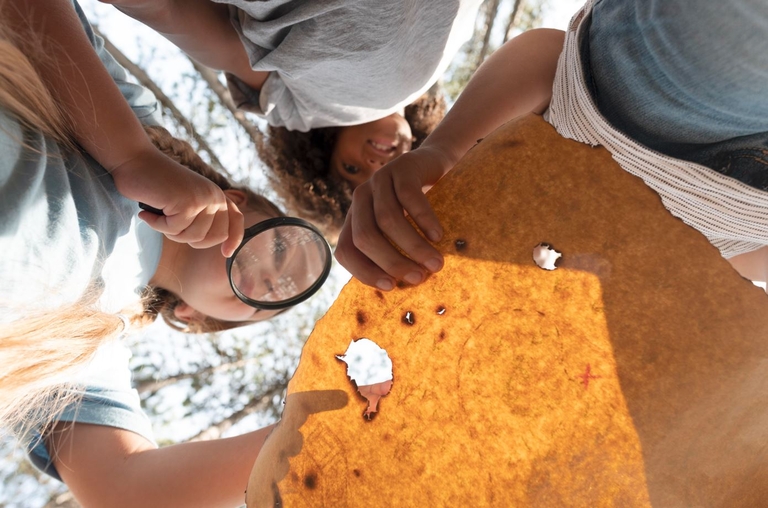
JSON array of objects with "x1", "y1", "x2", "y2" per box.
[{"x1": 139, "y1": 202, "x2": 164, "y2": 215}]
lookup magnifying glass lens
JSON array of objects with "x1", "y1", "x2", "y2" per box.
[{"x1": 230, "y1": 224, "x2": 329, "y2": 306}]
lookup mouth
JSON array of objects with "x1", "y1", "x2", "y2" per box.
[{"x1": 367, "y1": 139, "x2": 398, "y2": 156}]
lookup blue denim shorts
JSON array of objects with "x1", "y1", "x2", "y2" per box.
[{"x1": 582, "y1": 0, "x2": 768, "y2": 191}]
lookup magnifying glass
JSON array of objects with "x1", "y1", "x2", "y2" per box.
[
  {"x1": 226, "y1": 217, "x2": 332, "y2": 310},
  {"x1": 139, "y1": 203, "x2": 332, "y2": 311}
]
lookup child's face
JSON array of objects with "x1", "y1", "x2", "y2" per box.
[
  {"x1": 330, "y1": 113, "x2": 413, "y2": 188},
  {"x1": 172, "y1": 207, "x2": 285, "y2": 324}
]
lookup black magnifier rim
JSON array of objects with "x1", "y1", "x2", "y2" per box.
[{"x1": 226, "y1": 216, "x2": 332, "y2": 311}]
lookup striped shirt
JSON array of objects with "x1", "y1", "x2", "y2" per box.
[{"x1": 547, "y1": 0, "x2": 768, "y2": 258}]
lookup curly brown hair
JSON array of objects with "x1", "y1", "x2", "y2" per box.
[{"x1": 257, "y1": 88, "x2": 447, "y2": 241}]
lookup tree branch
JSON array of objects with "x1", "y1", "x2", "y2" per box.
[
  {"x1": 92, "y1": 26, "x2": 227, "y2": 173},
  {"x1": 476, "y1": 0, "x2": 502, "y2": 68},
  {"x1": 187, "y1": 60, "x2": 264, "y2": 149},
  {"x1": 135, "y1": 357, "x2": 264, "y2": 395},
  {"x1": 188, "y1": 380, "x2": 288, "y2": 442},
  {"x1": 503, "y1": 0, "x2": 524, "y2": 43}
]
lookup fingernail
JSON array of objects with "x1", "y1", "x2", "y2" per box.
[
  {"x1": 403, "y1": 271, "x2": 423, "y2": 285},
  {"x1": 376, "y1": 279, "x2": 394, "y2": 291},
  {"x1": 424, "y1": 257, "x2": 442, "y2": 272},
  {"x1": 427, "y1": 229, "x2": 442, "y2": 242}
]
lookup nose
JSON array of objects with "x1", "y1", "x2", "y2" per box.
[
  {"x1": 363, "y1": 144, "x2": 402, "y2": 170},
  {"x1": 365, "y1": 156, "x2": 386, "y2": 171}
]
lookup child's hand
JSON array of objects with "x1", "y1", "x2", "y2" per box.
[
  {"x1": 334, "y1": 145, "x2": 455, "y2": 290},
  {"x1": 110, "y1": 148, "x2": 244, "y2": 257}
]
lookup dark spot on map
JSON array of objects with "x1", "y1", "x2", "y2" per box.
[
  {"x1": 455, "y1": 239, "x2": 467, "y2": 251},
  {"x1": 403, "y1": 311, "x2": 415, "y2": 325},
  {"x1": 436, "y1": 305, "x2": 446, "y2": 315},
  {"x1": 304, "y1": 473, "x2": 317, "y2": 490},
  {"x1": 353, "y1": 469, "x2": 361, "y2": 477},
  {"x1": 438, "y1": 330, "x2": 446, "y2": 342},
  {"x1": 356, "y1": 310, "x2": 367, "y2": 325},
  {"x1": 374, "y1": 290, "x2": 384, "y2": 300}
]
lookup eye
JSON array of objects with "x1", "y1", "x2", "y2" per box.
[{"x1": 342, "y1": 164, "x2": 360, "y2": 175}]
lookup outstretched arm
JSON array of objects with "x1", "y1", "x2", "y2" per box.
[
  {"x1": 334, "y1": 28, "x2": 565, "y2": 290},
  {"x1": 48, "y1": 421, "x2": 274, "y2": 508},
  {"x1": 99, "y1": 0, "x2": 268, "y2": 91},
  {"x1": 4, "y1": 0, "x2": 244, "y2": 256}
]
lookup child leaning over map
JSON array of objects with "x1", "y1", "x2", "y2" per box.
[{"x1": 334, "y1": 0, "x2": 768, "y2": 291}]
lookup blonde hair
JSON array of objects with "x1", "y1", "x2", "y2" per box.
[
  {"x1": 0, "y1": 18, "x2": 71, "y2": 145},
  {"x1": 0, "y1": 23, "x2": 281, "y2": 437}
]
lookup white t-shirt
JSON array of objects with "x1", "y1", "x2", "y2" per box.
[{"x1": 221, "y1": 0, "x2": 483, "y2": 131}]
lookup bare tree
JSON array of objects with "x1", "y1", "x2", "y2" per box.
[
  {"x1": 503, "y1": 0, "x2": 524, "y2": 43},
  {"x1": 188, "y1": 380, "x2": 288, "y2": 442},
  {"x1": 187, "y1": 61, "x2": 265, "y2": 149},
  {"x1": 476, "y1": 0, "x2": 503, "y2": 67},
  {"x1": 444, "y1": 0, "x2": 545, "y2": 101},
  {"x1": 93, "y1": 26, "x2": 227, "y2": 174},
  {"x1": 136, "y1": 357, "x2": 265, "y2": 395}
]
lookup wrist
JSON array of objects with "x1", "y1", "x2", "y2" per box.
[
  {"x1": 420, "y1": 129, "x2": 468, "y2": 170},
  {"x1": 108, "y1": 145, "x2": 171, "y2": 205},
  {"x1": 108, "y1": 143, "x2": 158, "y2": 177},
  {"x1": 416, "y1": 142, "x2": 460, "y2": 178}
]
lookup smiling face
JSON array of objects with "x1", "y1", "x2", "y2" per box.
[{"x1": 329, "y1": 113, "x2": 413, "y2": 188}]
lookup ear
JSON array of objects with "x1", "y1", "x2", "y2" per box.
[
  {"x1": 173, "y1": 302, "x2": 207, "y2": 324},
  {"x1": 224, "y1": 189, "x2": 248, "y2": 207}
]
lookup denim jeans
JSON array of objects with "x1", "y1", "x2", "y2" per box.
[{"x1": 583, "y1": 0, "x2": 768, "y2": 191}]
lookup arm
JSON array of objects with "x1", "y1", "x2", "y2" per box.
[
  {"x1": 334, "y1": 28, "x2": 565, "y2": 289},
  {"x1": 4, "y1": 0, "x2": 243, "y2": 256},
  {"x1": 48, "y1": 421, "x2": 274, "y2": 508},
  {"x1": 98, "y1": 0, "x2": 269, "y2": 91}
]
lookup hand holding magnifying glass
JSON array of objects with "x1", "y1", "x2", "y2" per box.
[{"x1": 141, "y1": 203, "x2": 332, "y2": 310}]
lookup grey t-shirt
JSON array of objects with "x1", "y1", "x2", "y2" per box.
[
  {"x1": 220, "y1": 0, "x2": 482, "y2": 131},
  {"x1": 0, "y1": 0, "x2": 163, "y2": 480}
]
